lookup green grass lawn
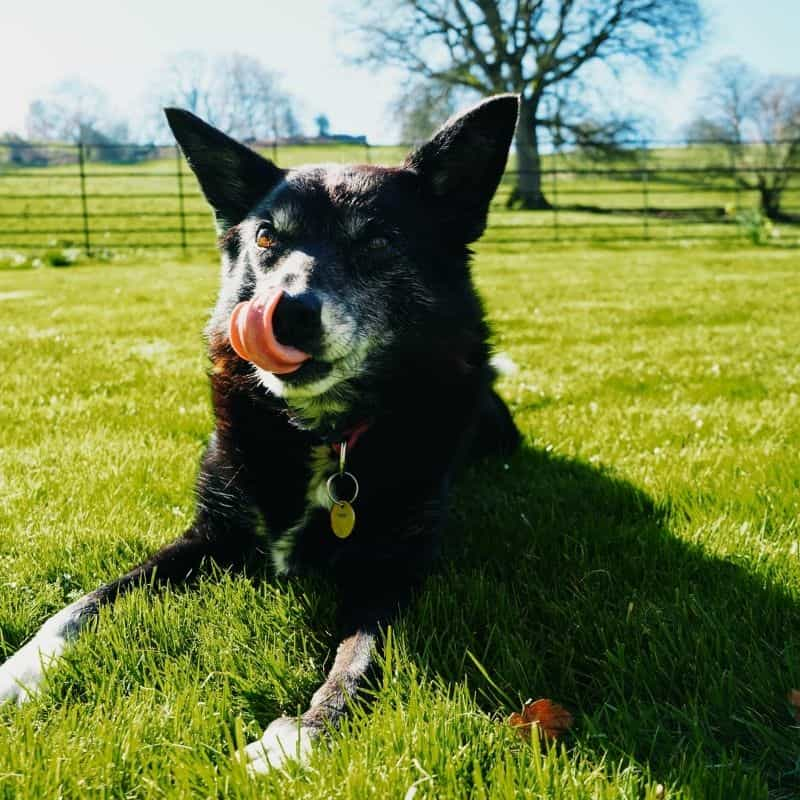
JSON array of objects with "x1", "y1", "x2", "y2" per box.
[{"x1": 0, "y1": 239, "x2": 799, "y2": 798}]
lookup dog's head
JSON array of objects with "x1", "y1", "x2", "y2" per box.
[{"x1": 166, "y1": 95, "x2": 518, "y2": 423}]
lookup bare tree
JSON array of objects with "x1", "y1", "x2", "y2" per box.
[
  {"x1": 390, "y1": 79, "x2": 461, "y2": 144},
  {"x1": 216, "y1": 53, "x2": 300, "y2": 141},
  {"x1": 687, "y1": 58, "x2": 800, "y2": 219},
  {"x1": 157, "y1": 51, "x2": 220, "y2": 124},
  {"x1": 346, "y1": 0, "x2": 704, "y2": 208},
  {"x1": 281, "y1": 107, "x2": 303, "y2": 139},
  {"x1": 24, "y1": 78, "x2": 141, "y2": 162},
  {"x1": 26, "y1": 78, "x2": 123, "y2": 144},
  {"x1": 149, "y1": 51, "x2": 301, "y2": 142}
]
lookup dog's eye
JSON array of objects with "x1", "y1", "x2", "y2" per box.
[{"x1": 255, "y1": 226, "x2": 276, "y2": 249}]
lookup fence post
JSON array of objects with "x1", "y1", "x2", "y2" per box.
[
  {"x1": 641, "y1": 139, "x2": 650, "y2": 241},
  {"x1": 551, "y1": 142, "x2": 559, "y2": 242},
  {"x1": 77, "y1": 141, "x2": 91, "y2": 255},
  {"x1": 175, "y1": 145, "x2": 188, "y2": 253}
]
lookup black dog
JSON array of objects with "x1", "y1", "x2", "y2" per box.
[{"x1": 0, "y1": 95, "x2": 521, "y2": 772}]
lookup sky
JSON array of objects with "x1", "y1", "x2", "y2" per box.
[{"x1": 0, "y1": 0, "x2": 797, "y2": 144}]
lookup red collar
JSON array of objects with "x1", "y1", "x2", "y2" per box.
[{"x1": 331, "y1": 419, "x2": 371, "y2": 455}]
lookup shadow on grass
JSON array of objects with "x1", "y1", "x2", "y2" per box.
[
  {"x1": 557, "y1": 203, "x2": 800, "y2": 226},
  {"x1": 6, "y1": 443, "x2": 796, "y2": 796},
  {"x1": 555, "y1": 203, "x2": 731, "y2": 221},
  {"x1": 404, "y1": 444, "x2": 800, "y2": 797}
]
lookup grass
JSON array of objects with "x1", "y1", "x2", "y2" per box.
[
  {"x1": 1, "y1": 141, "x2": 799, "y2": 258},
  {"x1": 0, "y1": 239, "x2": 799, "y2": 798}
]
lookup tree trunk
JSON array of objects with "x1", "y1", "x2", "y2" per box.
[
  {"x1": 759, "y1": 184, "x2": 782, "y2": 220},
  {"x1": 507, "y1": 98, "x2": 551, "y2": 210}
]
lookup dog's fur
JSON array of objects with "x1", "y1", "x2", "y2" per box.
[{"x1": 0, "y1": 95, "x2": 521, "y2": 771}]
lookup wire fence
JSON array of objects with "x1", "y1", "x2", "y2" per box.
[{"x1": 1, "y1": 139, "x2": 798, "y2": 255}]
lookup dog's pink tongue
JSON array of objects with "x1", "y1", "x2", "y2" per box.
[{"x1": 229, "y1": 291, "x2": 311, "y2": 374}]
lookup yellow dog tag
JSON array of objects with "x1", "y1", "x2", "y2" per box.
[
  {"x1": 327, "y1": 441, "x2": 359, "y2": 539},
  {"x1": 330, "y1": 501, "x2": 355, "y2": 538}
]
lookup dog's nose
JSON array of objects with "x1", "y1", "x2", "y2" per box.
[{"x1": 272, "y1": 291, "x2": 323, "y2": 353}]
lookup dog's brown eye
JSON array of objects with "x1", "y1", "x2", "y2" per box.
[{"x1": 256, "y1": 227, "x2": 276, "y2": 249}]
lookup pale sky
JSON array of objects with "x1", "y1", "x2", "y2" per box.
[{"x1": 0, "y1": 0, "x2": 797, "y2": 144}]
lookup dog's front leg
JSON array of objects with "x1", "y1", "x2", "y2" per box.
[
  {"x1": 244, "y1": 553, "x2": 425, "y2": 774},
  {"x1": 244, "y1": 623, "x2": 377, "y2": 773},
  {"x1": 0, "y1": 456, "x2": 257, "y2": 705}
]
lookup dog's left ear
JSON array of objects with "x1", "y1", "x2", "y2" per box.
[
  {"x1": 403, "y1": 94, "x2": 519, "y2": 242},
  {"x1": 164, "y1": 108, "x2": 284, "y2": 231}
]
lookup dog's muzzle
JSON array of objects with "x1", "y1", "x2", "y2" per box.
[{"x1": 229, "y1": 290, "x2": 321, "y2": 374}]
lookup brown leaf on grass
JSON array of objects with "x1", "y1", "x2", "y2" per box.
[
  {"x1": 788, "y1": 689, "x2": 800, "y2": 722},
  {"x1": 509, "y1": 698, "x2": 573, "y2": 742}
]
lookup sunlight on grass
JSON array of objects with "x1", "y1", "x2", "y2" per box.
[{"x1": 0, "y1": 241, "x2": 798, "y2": 798}]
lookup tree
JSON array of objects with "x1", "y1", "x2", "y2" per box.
[
  {"x1": 26, "y1": 78, "x2": 123, "y2": 144},
  {"x1": 346, "y1": 0, "x2": 704, "y2": 208},
  {"x1": 281, "y1": 106, "x2": 303, "y2": 139},
  {"x1": 686, "y1": 58, "x2": 800, "y2": 220},
  {"x1": 315, "y1": 114, "x2": 331, "y2": 138},
  {"x1": 390, "y1": 79, "x2": 461, "y2": 144},
  {"x1": 148, "y1": 51, "x2": 301, "y2": 142},
  {"x1": 216, "y1": 53, "x2": 299, "y2": 141},
  {"x1": 155, "y1": 51, "x2": 220, "y2": 126},
  {"x1": 24, "y1": 78, "x2": 141, "y2": 162}
]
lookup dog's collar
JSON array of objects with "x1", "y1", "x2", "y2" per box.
[
  {"x1": 331, "y1": 419, "x2": 371, "y2": 455},
  {"x1": 313, "y1": 419, "x2": 372, "y2": 453}
]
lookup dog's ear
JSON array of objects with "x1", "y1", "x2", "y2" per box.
[
  {"x1": 164, "y1": 108, "x2": 284, "y2": 230},
  {"x1": 403, "y1": 94, "x2": 519, "y2": 243}
]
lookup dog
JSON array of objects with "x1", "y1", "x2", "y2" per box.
[{"x1": 0, "y1": 94, "x2": 521, "y2": 772}]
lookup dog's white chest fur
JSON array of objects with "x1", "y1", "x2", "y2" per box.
[{"x1": 270, "y1": 444, "x2": 335, "y2": 575}]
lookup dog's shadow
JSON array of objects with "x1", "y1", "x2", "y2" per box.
[{"x1": 400, "y1": 444, "x2": 799, "y2": 794}]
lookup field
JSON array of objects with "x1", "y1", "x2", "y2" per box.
[
  {"x1": 0, "y1": 235, "x2": 799, "y2": 798},
  {"x1": 1, "y1": 141, "x2": 799, "y2": 259}
]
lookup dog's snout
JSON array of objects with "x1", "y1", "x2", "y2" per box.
[{"x1": 272, "y1": 292, "x2": 323, "y2": 353}]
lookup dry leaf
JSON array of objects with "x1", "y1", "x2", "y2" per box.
[
  {"x1": 788, "y1": 689, "x2": 800, "y2": 722},
  {"x1": 509, "y1": 698, "x2": 573, "y2": 742}
]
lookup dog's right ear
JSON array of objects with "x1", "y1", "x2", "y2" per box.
[
  {"x1": 164, "y1": 108, "x2": 284, "y2": 231},
  {"x1": 403, "y1": 94, "x2": 518, "y2": 243}
]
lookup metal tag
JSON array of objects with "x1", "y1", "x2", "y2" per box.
[{"x1": 330, "y1": 501, "x2": 356, "y2": 538}]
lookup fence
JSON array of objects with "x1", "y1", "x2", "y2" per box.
[{"x1": 0, "y1": 139, "x2": 798, "y2": 255}]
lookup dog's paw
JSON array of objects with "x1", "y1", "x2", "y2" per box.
[
  {"x1": 242, "y1": 716, "x2": 318, "y2": 774},
  {"x1": 0, "y1": 631, "x2": 67, "y2": 706}
]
